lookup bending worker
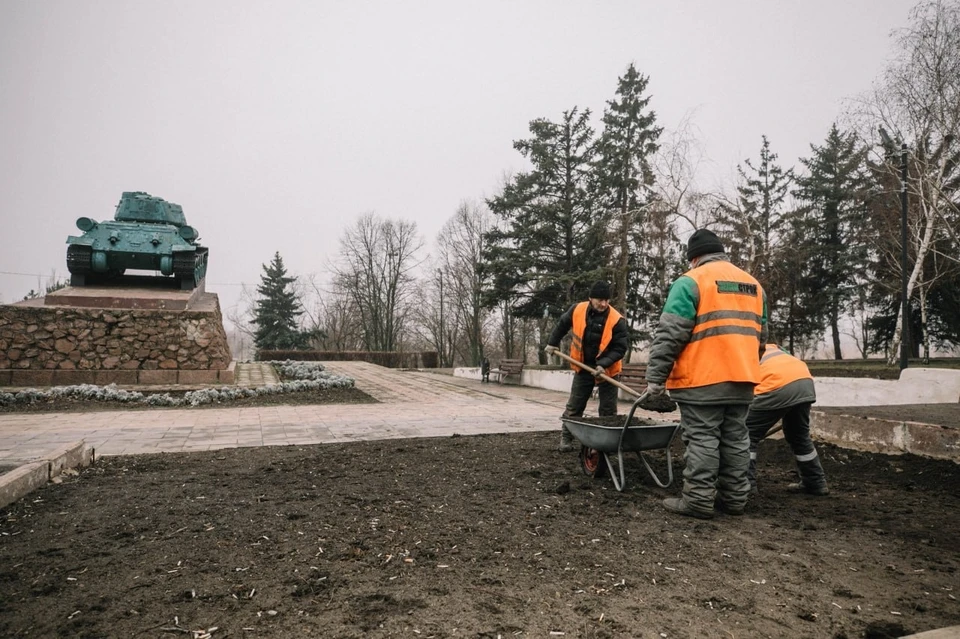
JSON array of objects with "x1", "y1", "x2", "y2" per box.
[
  {"x1": 748, "y1": 343, "x2": 829, "y2": 496},
  {"x1": 645, "y1": 229, "x2": 767, "y2": 519},
  {"x1": 545, "y1": 280, "x2": 629, "y2": 452}
]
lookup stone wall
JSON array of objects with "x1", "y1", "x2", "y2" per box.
[{"x1": 0, "y1": 293, "x2": 234, "y2": 386}]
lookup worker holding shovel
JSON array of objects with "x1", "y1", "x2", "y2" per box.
[{"x1": 545, "y1": 281, "x2": 630, "y2": 452}]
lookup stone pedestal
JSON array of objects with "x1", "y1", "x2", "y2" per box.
[{"x1": 0, "y1": 285, "x2": 234, "y2": 387}]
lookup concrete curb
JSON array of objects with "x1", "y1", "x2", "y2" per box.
[
  {"x1": 812, "y1": 411, "x2": 960, "y2": 461},
  {"x1": 900, "y1": 625, "x2": 960, "y2": 638},
  {"x1": 0, "y1": 441, "x2": 95, "y2": 509}
]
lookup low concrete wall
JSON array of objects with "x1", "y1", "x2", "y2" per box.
[
  {"x1": 812, "y1": 411, "x2": 960, "y2": 461},
  {"x1": 0, "y1": 441, "x2": 94, "y2": 509},
  {"x1": 814, "y1": 368, "x2": 960, "y2": 406},
  {"x1": 0, "y1": 462, "x2": 49, "y2": 510},
  {"x1": 458, "y1": 366, "x2": 575, "y2": 393}
]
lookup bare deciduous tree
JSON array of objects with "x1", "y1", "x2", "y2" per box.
[
  {"x1": 432, "y1": 200, "x2": 495, "y2": 366},
  {"x1": 330, "y1": 213, "x2": 424, "y2": 352}
]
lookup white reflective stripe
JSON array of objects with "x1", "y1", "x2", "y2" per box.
[
  {"x1": 750, "y1": 452, "x2": 757, "y2": 460},
  {"x1": 795, "y1": 450, "x2": 819, "y2": 462}
]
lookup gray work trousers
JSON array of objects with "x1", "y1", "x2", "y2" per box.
[
  {"x1": 677, "y1": 402, "x2": 752, "y2": 514},
  {"x1": 562, "y1": 372, "x2": 619, "y2": 418}
]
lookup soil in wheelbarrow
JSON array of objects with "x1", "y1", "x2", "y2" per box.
[
  {"x1": 572, "y1": 414, "x2": 670, "y2": 428},
  {"x1": 1, "y1": 432, "x2": 959, "y2": 639}
]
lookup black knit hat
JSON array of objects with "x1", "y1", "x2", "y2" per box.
[
  {"x1": 589, "y1": 281, "x2": 611, "y2": 300},
  {"x1": 686, "y1": 229, "x2": 725, "y2": 261}
]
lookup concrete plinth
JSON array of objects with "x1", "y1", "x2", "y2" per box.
[{"x1": 41, "y1": 279, "x2": 206, "y2": 311}]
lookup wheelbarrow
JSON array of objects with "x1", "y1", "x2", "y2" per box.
[
  {"x1": 549, "y1": 350, "x2": 680, "y2": 491},
  {"x1": 562, "y1": 390, "x2": 681, "y2": 491}
]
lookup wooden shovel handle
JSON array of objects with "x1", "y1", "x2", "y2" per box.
[
  {"x1": 764, "y1": 423, "x2": 783, "y2": 438},
  {"x1": 549, "y1": 349, "x2": 643, "y2": 398}
]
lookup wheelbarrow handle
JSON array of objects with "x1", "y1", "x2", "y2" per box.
[{"x1": 549, "y1": 349, "x2": 644, "y2": 398}]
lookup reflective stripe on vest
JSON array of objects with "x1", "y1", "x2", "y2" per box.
[
  {"x1": 667, "y1": 261, "x2": 763, "y2": 390},
  {"x1": 570, "y1": 301, "x2": 623, "y2": 377},
  {"x1": 755, "y1": 344, "x2": 813, "y2": 395}
]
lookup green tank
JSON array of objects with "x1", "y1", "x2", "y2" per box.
[{"x1": 66, "y1": 191, "x2": 209, "y2": 290}]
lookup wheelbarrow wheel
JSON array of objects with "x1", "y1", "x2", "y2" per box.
[{"x1": 579, "y1": 445, "x2": 607, "y2": 478}]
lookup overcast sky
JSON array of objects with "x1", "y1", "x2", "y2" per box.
[{"x1": 0, "y1": 0, "x2": 916, "y2": 328}]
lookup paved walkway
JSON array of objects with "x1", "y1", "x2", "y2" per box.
[
  {"x1": 0, "y1": 362, "x2": 670, "y2": 466},
  {"x1": 235, "y1": 361, "x2": 280, "y2": 386}
]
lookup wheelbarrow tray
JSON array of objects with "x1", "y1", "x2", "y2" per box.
[{"x1": 562, "y1": 418, "x2": 678, "y2": 454}]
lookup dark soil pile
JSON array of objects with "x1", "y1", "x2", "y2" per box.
[
  {"x1": 1, "y1": 431, "x2": 957, "y2": 638},
  {"x1": 564, "y1": 415, "x2": 665, "y2": 428},
  {"x1": 636, "y1": 394, "x2": 677, "y2": 413}
]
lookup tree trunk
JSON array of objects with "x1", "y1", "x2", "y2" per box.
[
  {"x1": 830, "y1": 303, "x2": 843, "y2": 360},
  {"x1": 887, "y1": 202, "x2": 934, "y2": 365},
  {"x1": 920, "y1": 285, "x2": 930, "y2": 364}
]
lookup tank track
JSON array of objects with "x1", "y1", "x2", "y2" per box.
[
  {"x1": 173, "y1": 247, "x2": 208, "y2": 289},
  {"x1": 66, "y1": 245, "x2": 93, "y2": 274}
]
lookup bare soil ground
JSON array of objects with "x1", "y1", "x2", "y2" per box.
[{"x1": 0, "y1": 392, "x2": 958, "y2": 639}]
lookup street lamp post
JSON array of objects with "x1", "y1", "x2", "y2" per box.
[
  {"x1": 437, "y1": 269, "x2": 444, "y2": 367},
  {"x1": 898, "y1": 143, "x2": 909, "y2": 371}
]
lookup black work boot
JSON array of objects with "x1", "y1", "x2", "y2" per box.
[
  {"x1": 663, "y1": 497, "x2": 714, "y2": 520},
  {"x1": 714, "y1": 499, "x2": 745, "y2": 516},
  {"x1": 558, "y1": 424, "x2": 576, "y2": 452},
  {"x1": 787, "y1": 482, "x2": 830, "y2": 496},
  {"x1": 791, "y1": 456, "x2": 829, "y2": 495}
]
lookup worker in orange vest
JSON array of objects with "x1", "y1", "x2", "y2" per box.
[
  {"x1": 545, "y1": 280, "x2": 630, "y2": 452},
  {"x1": 646, "y1": 229, "x2": 767, "y2": 519},
  {"x1": 748, "y1": 343, "x2": 829, "y2": 496}
]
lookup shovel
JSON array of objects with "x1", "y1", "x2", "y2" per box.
[{"x1": 548, "y1": 349, "x2": 677, "y2": 412}]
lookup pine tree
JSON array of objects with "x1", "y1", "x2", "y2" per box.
[
  {"x1": 776, "y1": 214, "x2": 826, "y2": 355},
  {"x1": 484, "y1": 108, "x2": 605, "y2": 324},
  {"x1": 252, "y1": 252, "x2": 308, "y2": 351},
  {"x1": 715, "y1": 136, "x2": 795, "y2": 340},
  {"x1": 624, "y1": 202, "x2": 683, "y2": 342},
  {"x1": 794, "y1": 125, "x2": 872, "y2": 359},
  {"x1": 595, "y1": 63, "x2": 663, "y2": 316}
]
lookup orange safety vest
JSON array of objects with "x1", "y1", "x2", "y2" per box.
[
  {"x1": 755, "y1": 344, "x2": 813, "y2": 395},
  {"x1": 666, "y1": 261, "x2": 764, "y2": 390},
  {"x1": 569, "y1": 301, "x2": 623, "y2": 377}
]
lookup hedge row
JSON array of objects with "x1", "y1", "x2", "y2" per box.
[{"x1": 257, "y1": 350, "x2": 439, "y2": 369}]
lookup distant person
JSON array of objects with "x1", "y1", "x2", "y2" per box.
[
  {"x1": 645, "y1": 229, "x2": 767, "y2": 519},
  {"x1": 480, "y1": 357, "x2": 491, "y2": 383},
  {"x1": 747, "y1": 343, "x2": 829, "y2": 496},
  {"x1": 545, "y1": 281, "x2": 629, "y2": 452}
]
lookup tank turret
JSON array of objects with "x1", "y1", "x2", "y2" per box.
[{"x1": 65, "y1": 192, "x2": 208, "y2": 290}]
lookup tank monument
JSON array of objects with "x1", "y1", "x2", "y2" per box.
[
  {"x1": 0, "y1": 192, "x2": 234, "y2": 387},
  {"x1": 66, "y1": 190, "x2": 209, "y2": 290}
]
